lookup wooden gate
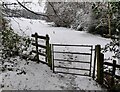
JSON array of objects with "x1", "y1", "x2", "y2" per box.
[{"x1": 52, "y1": 44, "x2": 93, "y2": 76}]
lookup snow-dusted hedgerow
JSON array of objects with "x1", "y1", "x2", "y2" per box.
[{"x1": 1, "y1": 18, "x2": 32, "y2": 59}]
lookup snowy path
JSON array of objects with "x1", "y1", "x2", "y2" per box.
[
  {"x1": 1, "y1": 17, "x2": 111, "y2": 90},
  {"x1": 1, "y1": 57, "x2": 101, "y2": 90},
  {"x1": 53, "y1": 46, "x2": 80, "y2": 90}
]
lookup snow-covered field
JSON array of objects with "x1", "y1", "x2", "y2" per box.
[{"x1": 1, "y1": 17, "x2": 112, "y2": 90}]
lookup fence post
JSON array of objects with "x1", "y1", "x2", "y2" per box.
[
  {"x1": 96, "y1": 45, "x2": 104, "y2": 84},
  {"x1": 111, "y1": 60, "x2": 116, "y2": 87},
  {"x1": 35, "y1": 32, "x2": 39, "y2": 63},
  {"x1": 99, "y1": 53, "x2": 104, "y2": 84},
  {"x1": 46, "y1": 34, "x2": 52, "y2": 69},
  {"x1": 92, "y1": 45, "x2": 97, "y2": 79},
  {"x1": 96, "y1": 45, "x2": 101, "y2": 83},
  {"x1": 46, "y1": 34, "x2": 52, "y2": 70}
]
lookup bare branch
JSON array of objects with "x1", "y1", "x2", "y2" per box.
[
  {"x1": 16, "y1": 0, "x2": 50, "y2": 20},
  {"x1": 47, "y1": 1, "x2": 67, "y2": 24}
]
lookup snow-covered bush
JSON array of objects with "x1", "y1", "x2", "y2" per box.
[
  {"x1": 91, "y1": 2, "x2": 120, "y2": 60},
  {"x1": 1, "y1": 18, "x2": 32, "y2": 59},
  {"x1": 0, "y1": 18, "x2": 32, "y2": 72},
  {"x1": 103, "y1": 38, "x2": 120, "y2": 59}
]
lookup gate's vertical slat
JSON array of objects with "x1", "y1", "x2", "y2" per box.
[
  {"x1": 52, "y1": 44, "x2": 55, "y2": 73},
  {"x1": 92, "y1": 45, "x2": 97, "y2": 79},
  {"x1": 46, "y1": 34, "x2": 49, "y2": 63},
  {"x1": 89, "y1": 46, "x2": 93, "y2": 76}
]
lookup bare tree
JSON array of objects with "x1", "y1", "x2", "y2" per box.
[
  {"x1": 46, "y1": 2, "x2": 92, "y2": 29},
  {"x1": 16, "y1": 0, "x2": 50, "y2": 19}
]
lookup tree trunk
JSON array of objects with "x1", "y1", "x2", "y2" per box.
[{"x1": 107, "y1": 2, "x2": 111, "y2": 37}]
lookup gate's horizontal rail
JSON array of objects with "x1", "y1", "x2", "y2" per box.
[
  {"x1": 53, "y1": 51, "x2": 91, "y2": 55},
  {"x1": 32, "y1": 43, "x2": 46, "y2": 49},
  {"x1": 32, "y1": 34, "x2": 47, "y2": 39},
  {"x1": 54, "y1": 59, "x2": 90, "y2": 64},
  {"x1": 52, "y1": 44, "x2": 93, "y2": 47},
  {"x1": 52, "y1": 44, "x2": 93, "y2": 76},
  {"x1": 55, "y1": 71, "x2": 90, "y2": 76},
  {"x1": 32, "y1": 50, "x2": 46, "y2": 56},
  {"x1": 54, "y1": 66, "x2": 90, "y2": 71}
]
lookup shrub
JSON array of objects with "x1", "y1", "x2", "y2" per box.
[{"x1": 1, "y1": 18, "x2": 31, "y2": 59}]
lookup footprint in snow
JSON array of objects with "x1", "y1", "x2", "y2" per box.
[{"x1": 53, "y1": 31, "x2": 55, "y2": 34}]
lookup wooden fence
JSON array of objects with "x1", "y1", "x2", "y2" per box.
[
  {"x1": 31, "y1": 33, "x2": 120, "y2": 88},
  {"x1": 93, "y1": 45, "x2": 120, "y2": 88},
  {"x1": 104, "y1": 60, "x2": 120, "y2": 87},
  {"x1": 31, "y1": 33, "x2": 52, "y2": 69}
]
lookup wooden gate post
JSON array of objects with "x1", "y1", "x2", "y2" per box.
[
  {"x1": 35, "y1": 32, "x2": 39, "y2": 63},
  {"x1": 46, "y1": 34, "x2": 52, "y2": 69},
  {"x1": 96, "y1": 45, "x2": 104, "y2": 84},
  {"x1": 96, "y1": 45, "x2": 101, "y2": 82},
  {"x1": 92, "y1": 45, "x2": 97, "y2": 79},
  {"x1": 99, "y1": 53, "x2": 104, "y2": 84}
]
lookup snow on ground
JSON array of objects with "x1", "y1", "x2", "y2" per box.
[
  {"x1": 1, "y1": 57, "x2": 68, "y2": 90},
  {"x1": 1, "y1": 57, "x2": 102, "y2": 90},
  {"x1": 9, "y1": 17, "x2": 110, "y2": 45},
  {"x1": 1, "y1": 17, "x2": 112, "y2": 90},
  {"x1": 9, "y1": 17, "x2": 112, "y2": 59}
]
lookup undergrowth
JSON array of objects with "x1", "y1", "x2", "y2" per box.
[
  {"x1": 0, "y1": 18, "x2": 32, "y2": 72},
  {"x1": 1, "y1": 18, "x2": 31, "y2": 58}
]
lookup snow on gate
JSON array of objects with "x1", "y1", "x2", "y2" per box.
[{"x1": 52, "y1": 44, "x2": 93, "y2": 77}]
